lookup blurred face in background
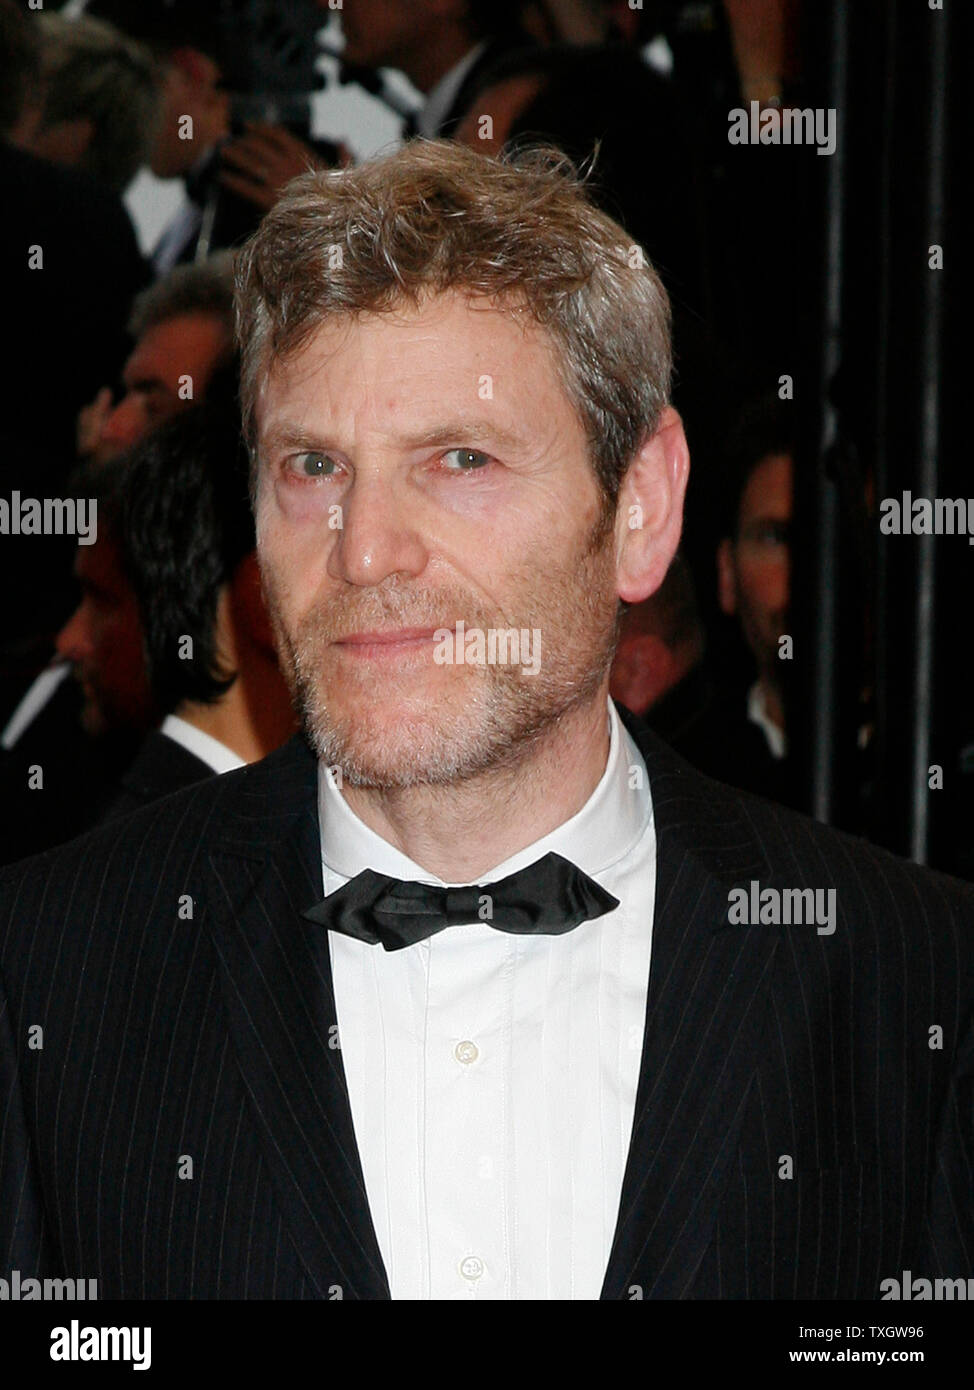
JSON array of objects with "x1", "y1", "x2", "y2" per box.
[
  {"x1": 150, "y1": 48, "x2": 229, "y2": 178},
  {"x1": 55, "y1": 532, "x2": 155, "y2": 739},
  {"x1": 717, "y1": 452, "x2": 793, "y2": 683},
  {"x1": 93, "y1": 312, "x2": 229, "y2": 462}
]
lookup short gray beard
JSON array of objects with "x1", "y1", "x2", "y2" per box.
[{"x1": 264, "y1": 510, "x2": 622, "y2": 791}]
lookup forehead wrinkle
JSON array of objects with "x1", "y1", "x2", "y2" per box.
[{"x1": 256, "y1": 295, "x2": 578, "y2": 464}]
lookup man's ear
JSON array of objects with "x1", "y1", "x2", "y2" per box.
[
  {"x1": 210, "y1": 583, "x2": 236, "y2": 666},
  {"x1": 716, "y1": 537, "x2": 737, "y2": 615},
  {"x1": 615, "y1": 405, "x2": 690, "y2": 604}
]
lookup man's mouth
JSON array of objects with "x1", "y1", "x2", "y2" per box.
[{"x1": 333, "y1": 625, "x2": 442, "y2": 656}]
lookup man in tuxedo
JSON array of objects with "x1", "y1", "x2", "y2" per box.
[
  {"x1": 86, "y1": 0, "x2": 234, "y2": 274},
  {"x1": 0, "y1": 260, "x2": 239, "y2": 864},
  {"x1": 656, "y1": 392, "x2": 800, "y2": 808},
  {"x1": 1, "y1": 140, "x2": 972, "y2": 1301},
  {"x1": 0, "y1": 373, "x2": 292, "y2": 862},
  {"x1": 102, "y1": 397, "x2": 295, "y2": 818},
  {"x1": 338, "y1": 0, "x2": 535, "y2": 138},
  {"x1": 0, "y1": 0, "x2": 149, "y2": 664}
]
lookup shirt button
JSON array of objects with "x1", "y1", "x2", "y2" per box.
[
  {"x1": 459, "y1": 1255, "x2": 484, "y2": 1280},
  {"x1": 454, "y1": 1040, "x2": 479, "y2": 1064}
]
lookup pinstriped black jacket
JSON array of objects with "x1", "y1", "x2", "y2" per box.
[{"x1": 1, "y1": 704, "x2": 972, "y2": 1298}]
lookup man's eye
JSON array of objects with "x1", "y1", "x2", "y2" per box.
[
  {"x1": 142, "y1": 390, "x2": 170, "y2": 420},
  {"x1": 289, "y1": 452, "x2": 339, "y2": 478},
  {"x1": 752, "y1": 521, "x2": 790, "y2": 546},
  {"x1": 441, "y1": 448, "x2": 491, "y2": 472}
]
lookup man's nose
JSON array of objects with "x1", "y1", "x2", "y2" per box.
[
  {"x1": 97, "y1": 395, "x2": 148, "y2": 458},
  {"x1": 54, "y1": 602, "x2": 93, "y2": 666},
  {"x1": 327, "y1": 476, "x2": 430, "y2": 588}
]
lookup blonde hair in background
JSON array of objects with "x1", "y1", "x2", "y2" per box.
[{"x1": 35, "y1": 12, "x2": 162, "y2": 193}]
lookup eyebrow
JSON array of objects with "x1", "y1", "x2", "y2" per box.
[{"x1": 258, "y1": 417, "x2": 529, "y2": 459}]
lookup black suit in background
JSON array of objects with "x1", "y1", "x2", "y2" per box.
[
  {"x1": 0, "y1": 145, "x2": 147, "y2": 467},
  {"x1": 648, "y1": 669, "x2": 799, "y2": 809},
  {"x1": 1, "y1": 703, "x2": 972, "y2": 1298},
  {"x1": 0, "y1": 145, "x2": 149, "y2": 659},
  {"x1": 101, "y1": 729, "x2": 212, "y2": 823},
  {"x1": 0, "y1": 675, "x2": 135, "y2": 867},
  {"x1": 0, "y1": 702, "x2": 213, "y2": 864}
]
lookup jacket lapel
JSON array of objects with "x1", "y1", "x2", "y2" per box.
[
  {"x1": 204, "y1": 735, "x2": 390, "y2": 1299},
  {"x1": 600, "y1": 704, "x2": 779, "y2": 1299}
]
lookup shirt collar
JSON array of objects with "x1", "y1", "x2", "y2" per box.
[
  {"x1": 161, "y1": 713, "x2": 246, "y2": 775},
  {"x1": 416, "y1": 41, "x2": 487, "y2": 138},
  {"x1": 746, "y1": 680, "x2": 787, "y2": 759},
  {"x1": 318, "y1": 695, "x2": 651, "y2": 887}
]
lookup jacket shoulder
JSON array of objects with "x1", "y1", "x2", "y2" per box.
[{"x1": 0, "y1": 733, "x2": 318, "y2": 895}]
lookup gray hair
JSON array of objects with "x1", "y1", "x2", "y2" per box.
[
  {"x1": 234, "y1": 140, "x2": 672, "y2": 512},
  {"x1": 130, "y1": 252, "x2": 237, "y2": 344}
]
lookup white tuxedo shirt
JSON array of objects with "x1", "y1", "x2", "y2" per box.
[{"x1": 319, "y1": 697, "x2": 656, "y2": 1299}]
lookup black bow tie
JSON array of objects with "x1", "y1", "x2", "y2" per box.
[{"x1": 302, "y1": 852, "x2": 619, "y2": 952}]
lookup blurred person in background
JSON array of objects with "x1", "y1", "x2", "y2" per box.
[
  {"x1": 1, "y1": 259, "x2": 239, "y2": 858},
  {"x1": 338, "y1": 0, "x2": 537, "y2": 140},
  {"x1": 716, "y1": 429, "x2": 793, "y2": 764},
  {"x1": 9, "y1": 11, "x2": 162, "y2": 196},
  {"x1": 0, "y1": 455, "x2": 159, "y2": 862},
  {"x1": 51, "y1": 456, "x2": 160, "y2": 752},
  {"x1": 666, "y1": 392, "x2": 798, "y2": 805},
  {"x1": 1, "y1": 385, "x2": 294, "y2": 861},
  {"x1": 102, "y1": 398, "x2": 295, "y2": 819},
  {"x1": 86, "y1": 0, "x2": 230, "y2": 183},
  {"x1": 89, "y1": 0, "x2": 536, "y2": 236},
  {"x1": 0, "y1": 0, "x2": 148, "y2": 677},
  {"x1": 86, "y1": 0, "x2": 235, "y2": 271},
  {"x1": 2, "y1": 254, "x2": 236, "y2": 715},
  {"x1": 77, "y1": 252, "x2": 238, "y2": 463},
  {"x1": 609, "y1": 554, "x2": 708, "y2": 729},
  {"x1": 216, "y1": 0, "x2": 539, "y2": 211}
]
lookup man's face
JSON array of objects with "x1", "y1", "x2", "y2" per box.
[
  {"x1": 338, "y1": 0, "x2": 451, "y2": 73},
  {"x1": 150, "y1": 53, "x2": 230, "y2": 178},
  {"x1": 54, "y1": 534, "x2": 155, "y2": 739},
  {"x1": 255, "y1": 290, "x2": 621, "y2": 788},
  {"x1": 718, "y1": 452, "x2": 793, "y2": 679},
  {"x1": 95, "y1": 313, "x2": 228, "y2": 462}
]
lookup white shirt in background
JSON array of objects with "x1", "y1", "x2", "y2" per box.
[{"x1": 160, "y1": 713, "x2": 246, "y2": 775}]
